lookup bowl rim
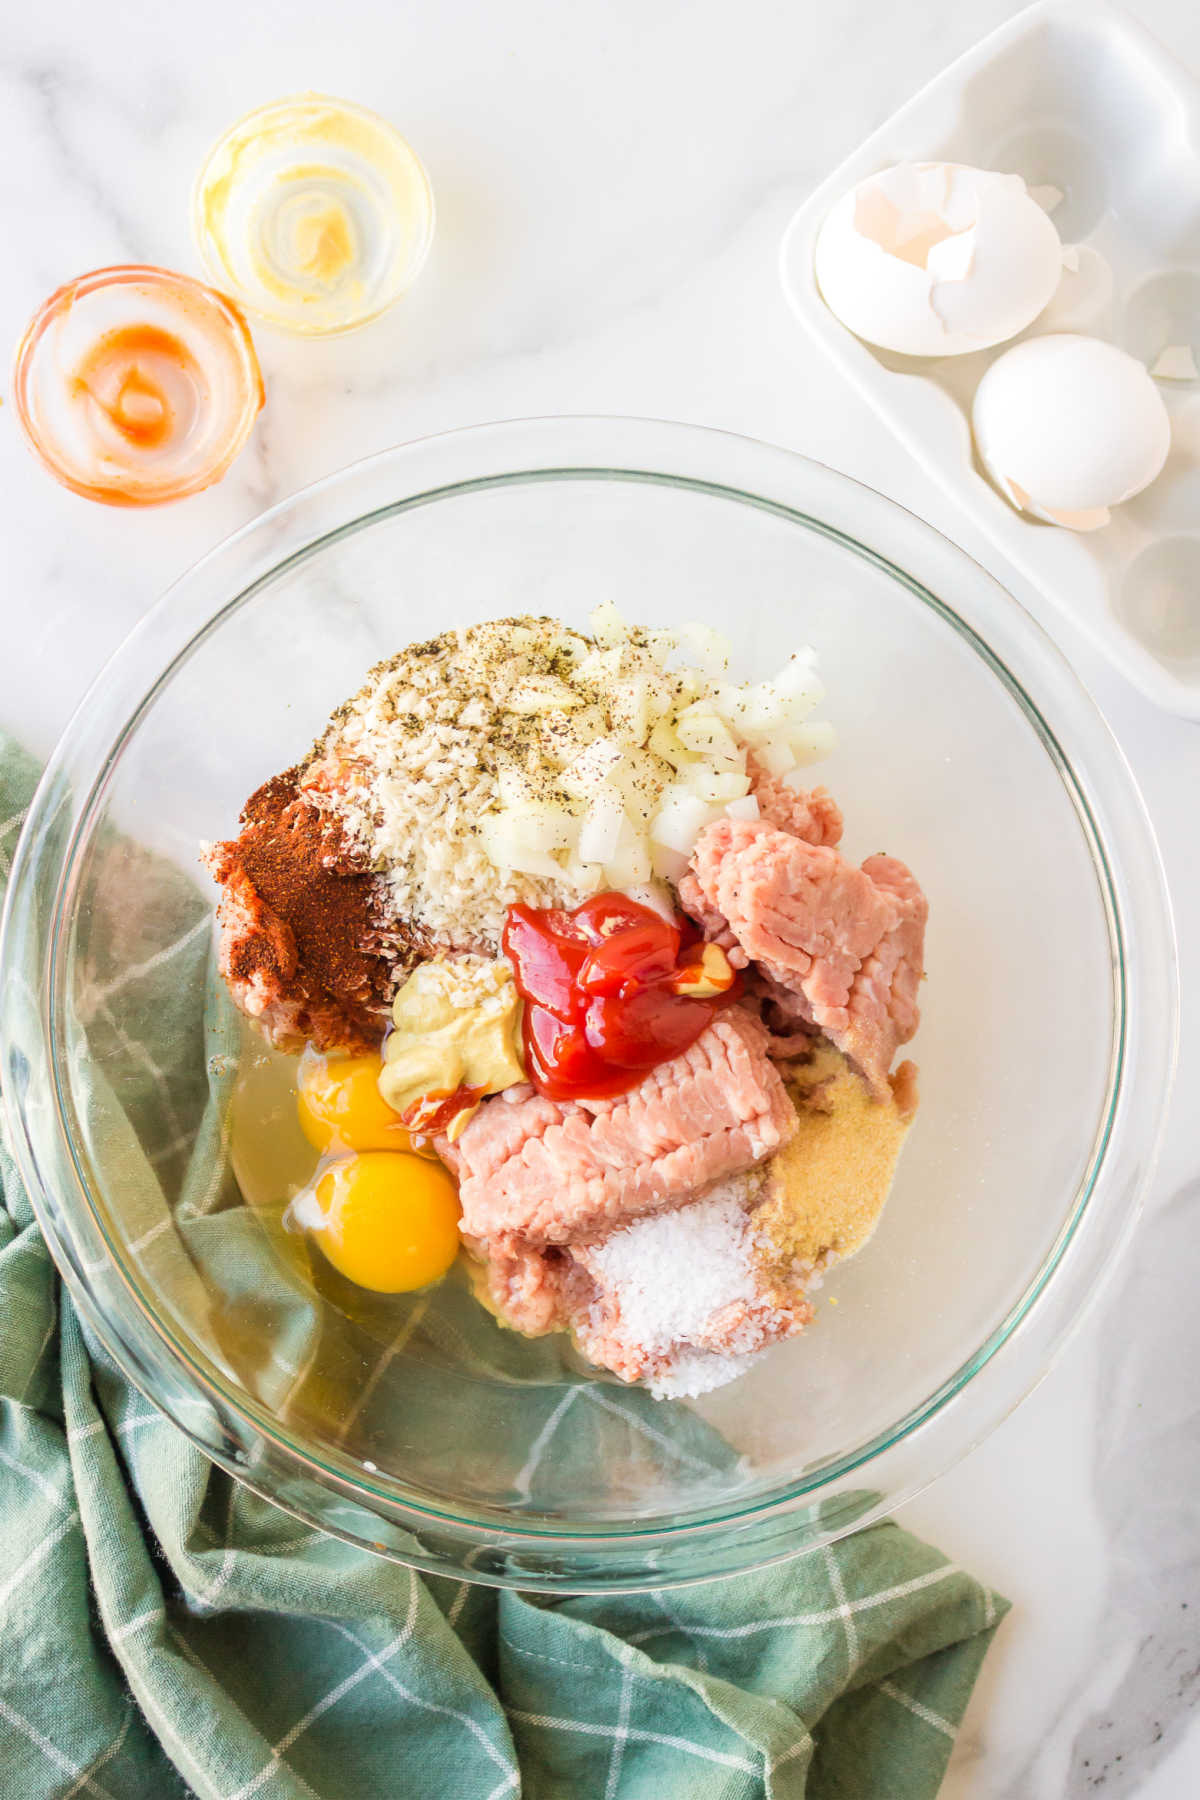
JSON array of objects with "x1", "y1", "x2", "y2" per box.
[{"x1": 0, "y1": 415, "x2": 1179, "y2": 1586}]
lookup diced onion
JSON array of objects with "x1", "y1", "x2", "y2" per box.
[
  {"x1": 565, "y1": 856, "x2": 605, "y2": 890},
  {"x1": 611, "y1": 676, "x2": 652, "y2": 745},
  {"x1": 507, "y1": 676, "x2": 586, "y2": 714},
  {"x1": 590, "y1": 599, "x2": 628, "y2": 646},
  {"x1": 577, "y1": 789, "x2": 625, "y2": 864},
  {"x1": 674, "y1": 703, "x2": 744, "y2": 766},
  {"x1": 772, "y1": 651, "x2": 824, "y2": 710},
  {"x1": 645, "y1": 626, "x2": 679, "y2": 665},
  {"x1": 650, "y1": 842, "x2": 689, "y2": 883},
  {"x1": 742, "y1": 685, "x2": 788, "y2": 738},
  {"x1": 610, "y1": 673, "x2": 673, "y2": 745},
  {"x1": 482, "y1": 800, "x2": 577, "y2": 878},
  {"x1": 474, "y1": 613, "x2": 832, "y2": 899},
  {"x1": 786, "y1": 721, "x2": 837, "y2": 766},
  {"x1": 647, "y1": 718, "x2": 695, "y2": 770},
  {"x1": 604, "y1": 812, "x2": 652, "y2": 886},
  {"x1": 684, "y1": 767, "x2": 751, "y2": 804},
  {"x1": 480, "y1": 824, "x2": 563, "y2": 880},
  {"x1": 496, "y1": 764, "x2": 534, "y2": 808},
  {"x1": 561, "y1": 737, "x2": 625, "y2": 798},
  {"x1": 514, "y1": 802, "x2": 577, "y2": 850},
  {"x1": 674, "y1": 622, "x2": 731, "y2": 676},
  {"x1": 611, "y1": 748, "x2": 666, "y2": 816},
  {"x1": 755, "y1": 739, "x2": 797, "y2": 778},
  {"x1": 650, "y1": 791, "x2": 723, "y2": 855},
  {"x1": 576, "y1": 644, "x2": 625, "y2": 687},
  {"x1": 623, "y1": 880, "x2": 677, "y2": 922}
]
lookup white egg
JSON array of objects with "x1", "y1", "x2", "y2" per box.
[
  {"x1": 814, "y1": 162, "x2": 1064, "y2": 357},
  {"x1": 972, "y1": 333, "x2": 1172, "y2": 531}
]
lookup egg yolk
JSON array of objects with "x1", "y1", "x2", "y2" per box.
[
  {"x1": 297, "y1": 1051, "x2": 422, "y2": 1154},
  {"x1": 310, "y1": 1152, "x2": 461, "y2": 1293}
]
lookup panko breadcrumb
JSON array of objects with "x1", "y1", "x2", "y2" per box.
[{"x1": 308, "y1": 618, "x2": 644, "y2": 947}]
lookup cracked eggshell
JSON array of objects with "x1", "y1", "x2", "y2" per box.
[
  {"x1": 814, "y1": 162, "x2": 1065, "y2": 357},
  {"x1": 972, "y1": 333, "x2": 1172, "y2": 531}
]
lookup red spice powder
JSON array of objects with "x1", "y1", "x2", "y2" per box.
[{"x1": 214, "y1": 768, "x2": 399, "y2": 1050}]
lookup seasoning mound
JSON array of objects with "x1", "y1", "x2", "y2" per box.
[
  {"x1": 308, "y1": 610, "x2": 832, "y2": 949},
  {"x1": 758, "y1": 1044, "x2": 919, "y2": 1276},
  {"x1": 204, "y1": 769, "x2": 423, "y2": 1052},
  {"x1": 308, "y1": 619, "x2": 599, "y2": 949},
  {"x1": 576, "y1": 1173, "x2": 805, "y2": 1399}
]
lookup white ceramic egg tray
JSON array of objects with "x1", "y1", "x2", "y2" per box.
[{"x1": 781, "y1": 0, "x2": 1200, "y2": 717}]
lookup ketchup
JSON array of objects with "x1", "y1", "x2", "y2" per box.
[
  {"x1": 71, "y1": 324, "x2": 192, "y2": 450},
  {"x1": 502, "y1": 893, "x2": 736, "y2": 1102},
  {"x1": 400, "y1": 1085, "x2": 486, "y2": 1137}
]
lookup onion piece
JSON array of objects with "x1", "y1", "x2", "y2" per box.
[
  {"x1": 674, "y1": 622, "x2": 731, "y2": 676},
  {"x1": 560, "y1": 737, "x2": 625, "y2": 798},
  {"x1": 577, "y1": 789, "x2": 625, "y2": 865},
  {"x1": 772, "y1": 650, "x2": 824, "y2": 711},
  {"x1": 623, "y1": 879, "x2": 677, "y2": 922},
  {"x1": 507, "y1": 676, "x2": 586, "y2": 714},
  {"x1": 590, "y1": 599, "x2": 628, "y2": 646},
  {"x1": 674, "y1": 703, "x2": 744, "y2": 765},
  {"x1": 787, "y1": 721, "x2": 837, "y2": 766},
  {"x1": 511, "y1": 801, "x2": 577, "y2": 850},
  {"x1": 565, "y1": 856, "x2": 605, "y2": 890},
  {"x1": 472, "y1": 612, "x2": 832, "y2": 898},
  {"x1": 647, "y1": 718, "x2": 696, "y2": 770},
  {"x1": 682, "y1": 766, "x2": 751, "y2": 804},
  {"x1": 481, "y1": 800, "x2": 577, "y2": 878},
  {"x1": 480, "y1": 829, "x2": 564, "y2": 880},
  {"x1": 650, "y1": 842, "x2": 689, "y2": 883},
  {"x1": 650, "y1": 790, "x2": 724, "y2": 855},
  {"x1": 755, "y1": 739, "x2": 797, "y2": 778},
  {"x1": 604, "y1": 812, "x2": 652, "y2": 886}
]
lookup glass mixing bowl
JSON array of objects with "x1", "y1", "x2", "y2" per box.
[{"x1": 0, "y1": 418, "x2": 1177, "y2": 1590}]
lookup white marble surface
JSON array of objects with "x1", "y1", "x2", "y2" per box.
[{"x1": 2, "y1": 0, "x2": 1198, "y2": 1792}]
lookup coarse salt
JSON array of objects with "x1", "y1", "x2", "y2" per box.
[
  {"x1": 648, "y1": 1347, "x2": 766, "y2": 1400},
  {"x1": 584, "y1": 1174, "x2": 762, "y2": 1358}
]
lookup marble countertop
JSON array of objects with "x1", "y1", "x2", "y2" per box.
[{"x1": 3, "y1": 0, "x2": 1197, "y2": 1793}]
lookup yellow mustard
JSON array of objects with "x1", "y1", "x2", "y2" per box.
[
  {"x1": 290, "y1": 199, "x2": 356, "y2": 284},
  {"x1": 192, "y1": 94, "x2": 434, "y2": 335},
  {"x1": 378, "y1": 957, "x2": 524, "y2": 1138}
]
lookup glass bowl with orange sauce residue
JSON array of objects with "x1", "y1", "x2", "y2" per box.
[{"x1": 12, "y1": 264, "x2": 263, "y2": 506}]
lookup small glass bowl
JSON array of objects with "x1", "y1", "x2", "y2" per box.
[
  {"x1": 11, "y1": 265, "x2": 263, "y2": 506},
  {"x1": 0, "y1": 419, "x2": 1177, "y2": 1589},
  {"x1": 192, "y1": 94, "x2": 435, "y2": 335}
]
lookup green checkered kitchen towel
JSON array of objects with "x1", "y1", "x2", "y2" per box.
[{"x1": 0, "y1": 736, "x2": 1007, "y2": 1799}]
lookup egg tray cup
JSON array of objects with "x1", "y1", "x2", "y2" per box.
[{"x1": 781, "y1": 0, "x2": 1200, "y2": 717}]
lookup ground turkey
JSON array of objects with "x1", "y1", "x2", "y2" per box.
[
  {"x1": 678, "y1": 814, "x2": 927, "y2": 1098},
  {"x1": 439, "y1": 1006, "x2": 796, "y2": 1251}
]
